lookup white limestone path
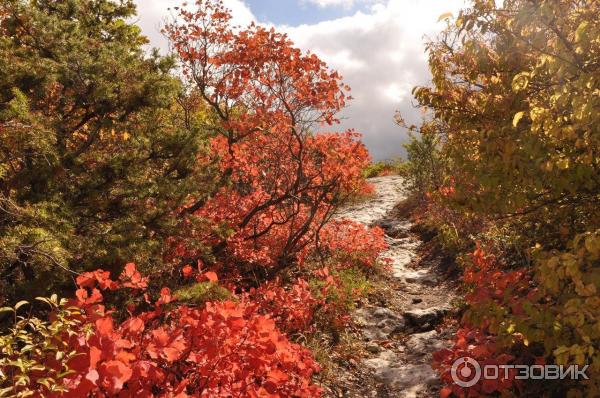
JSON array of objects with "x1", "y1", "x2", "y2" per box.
[{"x1": 336, "y1": 176, "x2": 457, "y2": 398}]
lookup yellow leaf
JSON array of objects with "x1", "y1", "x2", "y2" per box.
[
  {"x1": 513, "y1": 111, "x2": 525, "y2": 127},
  {"x1": 556, "y1": 158, "x2": 569, "y2": 170},
  {"x1": 554, "y1": 346, "x2": 569, "y2": 355},
  {"x1": 584, "y1": 235, "x2": 600, "y2": 259},
  {"x1": 512, "y1": 72, "x2": 530, "y2": 91},
  {"x1": 575, "y1": 21, "x2": 589, "y2": 43},
  {"x1": 438, "y1": 12, "x2": 453, "y2": 22},
  {"x1": 507, "y1": 323, "x2": 516, "y2": 334}
]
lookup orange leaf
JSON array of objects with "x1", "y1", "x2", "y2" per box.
[
  {"x1": 204, "y1": 271, "x2": 218, "y2": 282},
  {"x1": 182, "y1": 264, "x2": 193, "y2": 278},
  {"x1": 440, "y1": 387, "x2": 453, "y2": 398},
  {"x1": 95, "y1": 317, "x2": 114, "y2": 337}
]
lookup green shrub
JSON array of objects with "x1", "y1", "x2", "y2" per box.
[
  {"x1": 399, "y1": 126, "x2": 446, "y2": 197},
  {"x1": 173, "y1": 282, "x2": 232, "y2": 306},
  {"x1": 0, "y1": 296, "x2": 83, "y2": 396},
  {"x1": 0, "y1": 0, "x2": 217, "y2": 305}
]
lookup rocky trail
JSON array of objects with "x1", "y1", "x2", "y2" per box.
[{"x1": 325, "y1": 175, "x2": 459, "y2": 398}]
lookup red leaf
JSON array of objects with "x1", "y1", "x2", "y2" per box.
[
  {"x1": 95, "y1": 317, "x2": 114, "y2": 337},
  {"x1": 440, "y1": 387, "x2": 453, "y2": 398},
  {"x1": 100, "y1": 360, "x2": 132, "y2": 392},
  {"x1": 121, "y1": 263, "x2": 137, "y2": 279},
  {"x1": 119, "y1": 263, "x2": 148, "y2": 289},
  {"x1": 204, "y1": 271, "x2": 218, "y2": 282},
  {"x1": 76, "y1": 273, "x2": 96, "y2": 288},
  {"x1": 90, "y1": 346, "x2": 102, "y2": 369},
  {"x1": 85, "y1": 369, "x2": 99, "y2": 385},
  {"x1": 182, "y1": 264, "x2": 193, "y2": 278},
  {"x1": 267, "y1": 369, "x2": 289, "y2": 382},
  {"x1": 158, "y1": 287, "x2": 173, "y2": 304},
  {"x1": 75, "y1": 288, "x2": 88, "y2": 302},
  {"x1": 122, "y1": 317, "x2": 144, "y2": 334}
]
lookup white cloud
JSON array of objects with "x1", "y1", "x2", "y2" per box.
[
  {"x1": 282, "y1": 0, "x2": 467, "y2": 159},
  {"x1": 383, "y1": 82, "x2": 411, "y2": 103},
  {"x1": 133, "y1": 0, "x2": 255, "y2": 53},
  {"x1": 323, "y1": 49, "x2": 366, "y2": 70},
  {"x1": 223, "y1": 0, "x2": 255, "y2": 26},
  {"x1": 134, "y1": 0, "x2": 468, "y2": 160},
  {"x1": 304, "y1": 0, "x2": 355, "y2": 8},
  {"x1": 303, "y1": 0, "x2": 380, "y2": 9}
]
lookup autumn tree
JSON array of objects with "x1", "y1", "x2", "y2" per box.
[
  {"x1": 409, "y1": 0, "x2": 600, "y2": 395},
  {"x1": 165, "y1": 0, "x2": 371, "y2": 282},
  {"x1": 414, "y1": 0, "x2": 599, "y2": 243}
]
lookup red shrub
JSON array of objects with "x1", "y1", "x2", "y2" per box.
[
  {"x1": 316, "y1": 220, "x2": 387, "y2": 269},
  {"x1": 433, "y1": 245, "x2": 536, "y2": 397},
  {"x1": 5, "y1": 265, "x2": 322, "y2": 397},
  {"x1": 250, "y1": 278, "x2": 319, "y2": 334},
  {"x1": 164, "y1": 1, "x2": 371, "y2": 275},
  {"x1": 433, "y1": 328, "x2": 519, "y2": 398}
]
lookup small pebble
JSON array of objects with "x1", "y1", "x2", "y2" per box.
[{"x1": 366, "y1": 342, "x2": 381, "y2": 354}]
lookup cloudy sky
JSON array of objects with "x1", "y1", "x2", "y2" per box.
[{"x1": 133, "y1": 0, "x2": 467, "y2": 160}]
